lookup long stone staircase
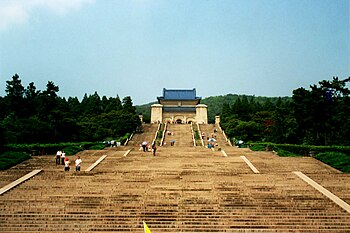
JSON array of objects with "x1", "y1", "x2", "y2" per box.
[
  {"x1": 127, "y1": 124, "x2": 159, "y2": 148},
  {"x1": 163, "y1": 124, "x2": 193, "y2": 147},
  {"x1": 0, "y1": 124, "x2": 350, "y2": 232},
  {"x1": 199, "y1": 124, "x2": 231, "y2": 147}
]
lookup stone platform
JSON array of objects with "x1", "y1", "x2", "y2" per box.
[{"x1": 0, "y1": 124, "x2": 349, "y2": 232}]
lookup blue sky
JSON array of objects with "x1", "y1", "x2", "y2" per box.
[{"x1": 0, "y1": 0, "x2": 349, "y2": 105}]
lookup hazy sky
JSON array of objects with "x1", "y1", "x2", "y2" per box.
[{"x1": 0, "y1": 0, "x2": 349, "y2": 105}]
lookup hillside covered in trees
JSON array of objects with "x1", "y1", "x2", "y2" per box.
[
  {"x1": 1, "y1": 74, "x2": 349, "y2": 149},
  {"x1": 0, "y1": 74, "x2": 141, "y2": 148},
  {"x1": 136, "y1": 77, "x2": 350, "y2": 146},
  {"x1": 219, "y1": 77, "x2": 350, "y2": 146}
]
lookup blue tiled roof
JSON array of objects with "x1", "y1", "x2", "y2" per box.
[{"x1": 158, "y1": 88, "x2": 201, "y2": 100}]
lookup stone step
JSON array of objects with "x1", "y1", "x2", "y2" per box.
[{"x1": 1, "y1": 124, "x2": 350, "y2": 232}]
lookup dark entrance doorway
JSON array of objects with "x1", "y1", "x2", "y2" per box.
[{"x1": 176, "y1": 119, "x2": 182, "y2": 124}]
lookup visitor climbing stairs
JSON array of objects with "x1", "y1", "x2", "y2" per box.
[{"x1": 199, "y1": 123, "x2": 232, "y2": 147}]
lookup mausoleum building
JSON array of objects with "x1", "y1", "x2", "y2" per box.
[{"x1": 151, "y1": 88, "x2": 208, "y2": 124}]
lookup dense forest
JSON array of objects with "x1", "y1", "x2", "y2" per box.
[
  {"x1": 135, "y1": 94, "x2": 291, "y2": 124},
  {"x1": 1, "y1": 74, "x2": 349, "y2": 149},
  {"x1": 0, "y1": 74, "x2": 141, "y2": 148},
  {"x1": 136, "y1": 77, "x2": 350, "y2": 146},
  {"x1": 220, "y1": 77, "x2": 350, "y2": 146}
]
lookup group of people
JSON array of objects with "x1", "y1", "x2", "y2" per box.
[
  {"x1": 201, "y1": 132, "x2": 217, "y2": 140},
  {"x1": 201, "y1": 129, "x2": 219, "y2": 148},
  {"x1": 56, "y1": 150, "x2": 82, "y2": 172},
  {"x1": 140, "y1": 142, "x2": 157, "y2": 156},
  {"x1": 167, "y1": 130, "x2": 174, "y2": 135}
]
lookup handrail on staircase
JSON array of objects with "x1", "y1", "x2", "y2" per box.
[
  {"x1": 197, "y1": 123, "x2": 205, "y2": 147},
  {"x1": 124, "y1": 132, "x2": 134, "y2": 146},
  {"x1": 216, "y1": 123, "x2": 232, "y2": 146},
  {"x1": 190, "y1": 123, "x2": 196, "y2": 146},
  {"x1": 151, "y1": 123, "x2": 161, "y2": 146},
  {"x1": 160, "y1": 122, "x2": 167, "y2": 146}
]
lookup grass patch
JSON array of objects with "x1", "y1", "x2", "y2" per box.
[
  {"x1": 250, "y1": 142, "x2": 350, "y2": 172},
  {"x1": 0, "y1": 151, "x2": 31, "y2": 170},
  {"x1": 275, "y1": 149, "x2": 299, "y2": 157},
  {"x1": 88, "y1": 144, "x2": 106, "y2": 150},
  {"x1": 62, "y1": 145, "x2": 83, "y2": 155},
  {"x1": 249, "y1": 144, "x2": 266, "y2": 151},
  {"x1": 314, "y1": 152, "x2": 350, "y2": 173}
]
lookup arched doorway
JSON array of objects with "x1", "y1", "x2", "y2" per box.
[
  {"x1": 176, "y1": 119, "x2": 183, "y2": 124},
  {"x1": 164, "y1": 117, "x2": 172, "y2": 124},
  {"x1": 187, "y1": 118, "x2": 195, "y2": 124}
]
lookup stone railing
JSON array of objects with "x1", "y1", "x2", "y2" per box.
[
  {"x1": 123, "y1": 132, "x2": 134, "y2": 146},
  {"x1": 190, "y1": 123, "x2": 196, "y2": 146},
  {"x1": 197, "y1": 123, "x2": 205, "y2": 146},
  {"x1": 216, "y1": 123, "x2": 232, "y2": 146},
  {"x1": 160, "y1": 122, "x2": 167, "y2": 146},
  {"x1": 152, "y1": 123, "x2": 161, "y2": 146}
]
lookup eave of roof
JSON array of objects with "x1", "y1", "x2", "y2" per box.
[{"x1": 157, "y1": 88, "x2": 202, "y2": 101}]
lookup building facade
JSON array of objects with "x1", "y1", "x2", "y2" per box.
[{"x1": 151, "y1": 88, "x2": 208, "y2": 124}]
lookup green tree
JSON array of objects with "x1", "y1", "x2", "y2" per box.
[
  {"x1": 36, "y1": 81, "x2": 60, "y2": 120},
  {"x1": 104, "y1": 95, "x2": 122, "y2": 112},
  {"x1": 292, "y1": 77, "x2": 350, "y2": 145},
  {"x1": 5, "y1": 74, "x2": 25, "y2": 117},
  {"x1": 270, "y1": 99, "x2": 297, "y2": 143},
  {"x1": 262, "y1": 98, "x2": 274, "y2": 111},
  {"x1": 233, "y1": 121, "x2": 263, "y2": 142},
  {"x1": 0, "y1": 96, "x2": 5, "y2": 120},
  {"x1": 122, "y1": 96, "x2": 136, "y2": 114},
  {"x1": 25, "y1": 82, "x2": 40, "y2": 100},
  {"x1": 24, "y1": 82, "x2": 40, "y2": 117},
  {"x1": 221, "y1": 102, "x2": 233, "y2": 121},
  {"x1": 67, "y1": 97, "x2": 81, "y2": 119},
  {"x1": 81, "y1": 92, "x2": 102, "y2": 117}
]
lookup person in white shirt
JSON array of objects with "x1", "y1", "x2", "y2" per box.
[
  {"x1": 75, "y1": 156, "x2": 82, "y2": 172},
  {"x1": 61, "y1": 151, "x2": 66, "y2": 165},
  {"x1": 64, "y1": 158, "x2": 70, "y2": 172},
  {"x1": 56, "y1": 150, "x2": 62, "y2": 165}
]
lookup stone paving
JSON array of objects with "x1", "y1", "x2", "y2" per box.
[{"x1": 0, "y1": 124, "x2": 349, "y2": 232}]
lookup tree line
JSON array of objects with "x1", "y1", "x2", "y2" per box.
[
  {"x1": 0, "y1": 74, "x2": 141, "y2": 147},
  {"x1": 220, "y1": 77, "x2": 350, "y2": 146},
  {"x1": 1, "y1": 74, "x2": 349, "y2": 148}
]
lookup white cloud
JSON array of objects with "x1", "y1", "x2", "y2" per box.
[{"x1": 0, "y1": 0, "x2": 95, "y2": 31}]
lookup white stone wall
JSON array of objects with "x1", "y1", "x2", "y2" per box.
[
  {"x1": 215, "y1": 115, "x2": 220, "y2": 125},
  {"x1": 163, "y1": 112, "x2": 196, "y2": 124},
  {"x1": 195, "y1": 104, "x2": 208, "y2": 124},
  {"x1": 151, "y1": 104, "x2": 163, "y2": 123},
  {"x1": 151, "y1": 103, "x2": 208, "y2": 124}
]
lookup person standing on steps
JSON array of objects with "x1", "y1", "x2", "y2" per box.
[
  {"x1": 56, "y1": 150, "x2": 61, "y2": 165},
  {"x1": 142, "y1": 141, "x2": 148, "y2": 152},
  {"x1": 64, "y1": 157, "x2": 70, "y2": 172},
  {"x1": 75, "y1": 156, "x2": 82, "y2": 171},
  {"x1": 61, "y1": 151, "x2": 66, "y2": 165},
  {"x1": 152, "y1": 143, "x2": 157, "y2": 156}
]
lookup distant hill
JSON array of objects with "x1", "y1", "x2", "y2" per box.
[
  {"x1": 135, "y1": 102, "x2": 155, "y2": 123},
  {"x1": 136, "y1": 94, "x2": 291, "y2": 123}
]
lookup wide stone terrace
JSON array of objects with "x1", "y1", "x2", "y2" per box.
[{"x1": 0, "y1": 124, "x2": 349, "y2": 232}]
